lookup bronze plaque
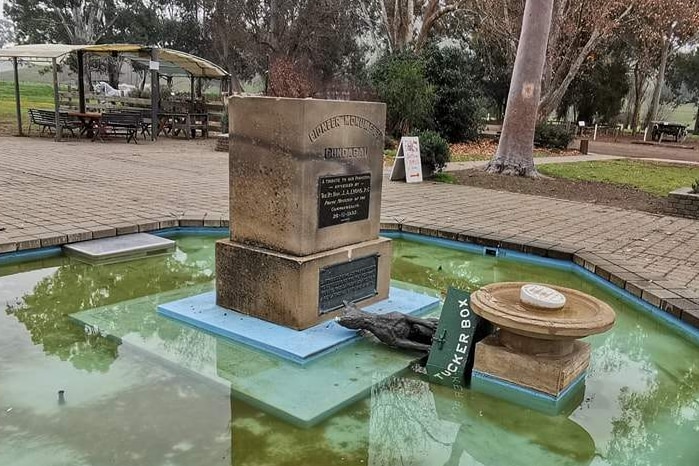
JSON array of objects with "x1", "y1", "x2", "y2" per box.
[
  {"x1": 318, "y1": 173, "x2": 371, "y2": 228},
  {"x1": 318, "y1": 255, "x2": 378, "y2": 313}
]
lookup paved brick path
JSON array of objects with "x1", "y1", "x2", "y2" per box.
[{"x1": 1, "y1": 136, "x2": 698, "y2": 327}]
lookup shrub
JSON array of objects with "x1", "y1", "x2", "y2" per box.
[
  {"x1": 413, "y1": 129, "x2": 450, "y2": 174},
  {"x1": 692, "y1": 178, "x2": 699, "y2": 194},
  {"x1": 534, "y1": 124, "x2": 574, "y2": 150},
  {"x1": 422, "y1": 45, "x2": 484, "y2": 143},
  {"x1": 371, "y1": 51, "x2": 435, "y2": 137}
]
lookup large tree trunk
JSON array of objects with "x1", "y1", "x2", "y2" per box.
[
  {"x1": 631, "y1": 63, "x2": 647, "y2": 134},
  {"x1": 537, "y1": 29, "x2": 601, "y2": 121},
  {"x1": 486, "y1": 0, "x2": 554, "y2": 177},
  {"x1": 645, "y1": 27, "x2": 673, "y2": 127}
]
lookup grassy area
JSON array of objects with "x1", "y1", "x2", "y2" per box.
[
  {"x1": 664, "y1": 103, "x2": 697, "y2": 128},
  {"x1": 0, "y1": 81, "x2": 56, "y2": 134},
  {"x1": 431, "y1": 172, "x2": 456, "y2": 183},
  {"x1": 539, "y1": 159, "x2": 699, "y2": 196}
]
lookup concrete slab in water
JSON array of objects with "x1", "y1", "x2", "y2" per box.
[
  {"x1": 157, "y1": 287, "x2": 441, "y2": 364},
  {"x1": 63, "y1": 233, "x2": 175, "y2": 263},
  {"x1": 70, "y1": 283, "x2": 434, "y2": 427}
]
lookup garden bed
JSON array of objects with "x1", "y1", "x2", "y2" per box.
[
  {"x1": 448, "y1": 168, "x2": 672, "y2": 215},
  {"x1": 446, "y1": 160, "x2": 699, "y2": 216}
]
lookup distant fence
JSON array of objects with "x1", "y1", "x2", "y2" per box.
[{"x1": 58, "y1": 91, "x2": 225, "y2": 132}]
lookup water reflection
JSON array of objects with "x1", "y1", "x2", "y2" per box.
[{"x1": 2, "y1": 239, "x2": 214, "y2": 372}]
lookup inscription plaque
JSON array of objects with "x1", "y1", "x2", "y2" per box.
[
  {"x1": 318, "y1": 173, "x2": 371, "y2": 228},
  {"x1": 318, "y1": 255, "x2": 378, "y2": 313}
]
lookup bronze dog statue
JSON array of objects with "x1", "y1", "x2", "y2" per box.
[{"x1": 337, "y1": 301, "x2": 438, "y2": 352}]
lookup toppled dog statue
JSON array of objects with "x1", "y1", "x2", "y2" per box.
[{"x1": 337, "y1": 301, "x2": 438, "y2": 352}]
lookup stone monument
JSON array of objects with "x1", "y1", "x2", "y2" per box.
[
  {"x1": 469, "y1": 282, "x2": 615, "y2": 407},
  {"x1": 216, "y1": 96, "x2": 391, "y2": 330}
]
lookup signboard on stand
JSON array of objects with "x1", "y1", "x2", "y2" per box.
[
  {"x1": 389, "y1": 136, "x2": 423, "y2": 183},
  {"x1": 426, "y1": 287, "x2": 491, "y2": 388}
]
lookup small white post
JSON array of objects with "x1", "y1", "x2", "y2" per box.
[
  {"x1": 593, "y1": 124, "x2": 598, "y2": 141},
  {"x1": 643, "y1": 127, "x2": 648, "y2": 141}
]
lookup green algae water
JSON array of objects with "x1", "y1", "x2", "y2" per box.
[{"x1": 0, "y1": 234, "x2": 697, "y2": 466}]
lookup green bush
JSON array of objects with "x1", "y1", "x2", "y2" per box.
[
  {"x1": 534, "y1": 124, "x2": 574, "y2": 150},
  {"x1": 370, "y1": 51, "x2": 435, "y2": 136},
  {"x1": 422, "y1": 45, "x2": 484, "y2": 143},
  {"x1": 413, "y1": 129, "x2": 450, "y2": 174}
]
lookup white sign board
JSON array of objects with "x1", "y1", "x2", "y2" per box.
[
  {"x1": 389, "y1": 136, "x2": 423, "y2": 183},
  {"x1": 149, "y1": 61, "x2": 160, "y2": 71}
]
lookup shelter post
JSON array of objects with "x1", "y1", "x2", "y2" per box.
[
  {"x1": 197, "y1": 77, "x2": 202, "y2": 98},
  {"x1": 77, "y1": 50, "x2": 86, "y2": 113},
  {"x1": 52, "y1": 58, "x2": 62, "y2": 141},
  {"x1": 12, "y1": 57, "x2": 22, "y2": 136},
  {"x1": 150, "y1": 48, "x2": 159, "y2": 141},
  {"x1": 190, "y1": 74, "x2": 195, "y2": 102}
]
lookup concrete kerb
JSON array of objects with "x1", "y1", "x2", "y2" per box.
[{"x1": 1, "y1": 220, "x2": 698, "y2": 333}]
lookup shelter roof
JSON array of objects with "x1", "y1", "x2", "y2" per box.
[{"x1": 0, "y1": 44, "x2": 228, "y2": 78}]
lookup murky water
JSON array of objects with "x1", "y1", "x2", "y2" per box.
[{"x1": 0, "y1": 234, "x2": 697, "y2": 466}]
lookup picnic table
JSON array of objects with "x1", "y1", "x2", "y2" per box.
[
  {"x1": 650, "y1": 121, "x2": 688, "y2": 143},
  {"x1": 67, "y1": 111, "x2": 102, "y2": 138},
  {"x1": 158, "y1": 112, "x2": 209, "y2": 139}
]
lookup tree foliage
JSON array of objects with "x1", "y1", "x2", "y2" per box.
[
  {"x1": 5, "y1": 0, "x2": 119, "y2": 45},
  {"x1": 558, "y1": 49, "x2": 630, "y2": 124},
  {"x1": 422, "y1": 44, "x2": 483, "y2": 142},
  {"x1": 667, "y1": 50, "x2": 699, "y2": 132},
  {"x1": 205, "y1": 0, "x2": 370, "y2": 96},
  {"x1": 362, "y1": 0, "x2": 469, "y2": 51},
  {"x1": 370, "y1": 50, "x2": 435, "y2": 136},
  {"x1": 471, "y1": 0, "x2": 634, "y2": 120},
  {"x1": 0, "y1": 17, "x2": 14, "y2": 48}
]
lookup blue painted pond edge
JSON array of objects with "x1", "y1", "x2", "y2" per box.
[{"x1": 1, "y1": 227, "x2": 698, "y2": 345}]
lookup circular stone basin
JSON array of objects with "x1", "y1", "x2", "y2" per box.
[{"x1": 470, "y1": 282, "x2": 615, "y2": 340}]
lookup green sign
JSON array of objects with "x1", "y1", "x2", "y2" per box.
[{"x1": 426, "y1": 287, "x2": 487, "y2": 388}]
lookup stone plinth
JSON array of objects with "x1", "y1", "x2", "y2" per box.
[
  {"x1": 216, "y1": 237, "x2": 392, "y2": 330},
  {"x1": 217, "y1": 96, "x2": 391, "y2": 329},
  {"x1": 473, "y1": 333, "x2": 590, "y2": 396},
  {"x1": 228, "y1": 96, "x2": 386, "y2": 256}
]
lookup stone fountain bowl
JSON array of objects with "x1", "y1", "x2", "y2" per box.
[{"x1": 470, "y1": 282, "x2": 616, "y2": 340}]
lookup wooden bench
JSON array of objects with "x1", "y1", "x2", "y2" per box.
[
  {"x1": 95, "y1": 113, "x2": 140, "y2": 144},
  {"x1": 28, "y1": 109, "x2": 80, "y2": 137}
]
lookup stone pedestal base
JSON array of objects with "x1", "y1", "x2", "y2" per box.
[
  {"x1": 473, "y1": 333, "x2": 590, "y2": 396},
  {"x1": 216, "y1": 237, "x2": 392, "y2": 330}
]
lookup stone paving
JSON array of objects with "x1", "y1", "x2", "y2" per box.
[{"x1": 1, "y1": 136, "x2": 698, "y2": 327}]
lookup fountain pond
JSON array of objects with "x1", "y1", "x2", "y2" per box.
[{"x1": 0, "y1": 230, "x2": 697, "y2": 466}]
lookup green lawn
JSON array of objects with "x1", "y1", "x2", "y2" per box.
[
  {"x1": 0, "y1": 81, "x2": 56, "y2": 134},
  {"x1": 538, "y1": 159, "x2": 699, "y2": 196}
]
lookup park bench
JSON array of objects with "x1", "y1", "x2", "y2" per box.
[
  {"x1": 95, "y1": 112, "x2": 140, "y2": 144},
  {"x1": 116, "y1": 109, "x2": 152, "y2": 139},
  {"x1": 28, "y1": 109, "x2": 80, "y2": 137},
  {"x1": 651, "y1": 121, "x2": 688, "y2": 143}
]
